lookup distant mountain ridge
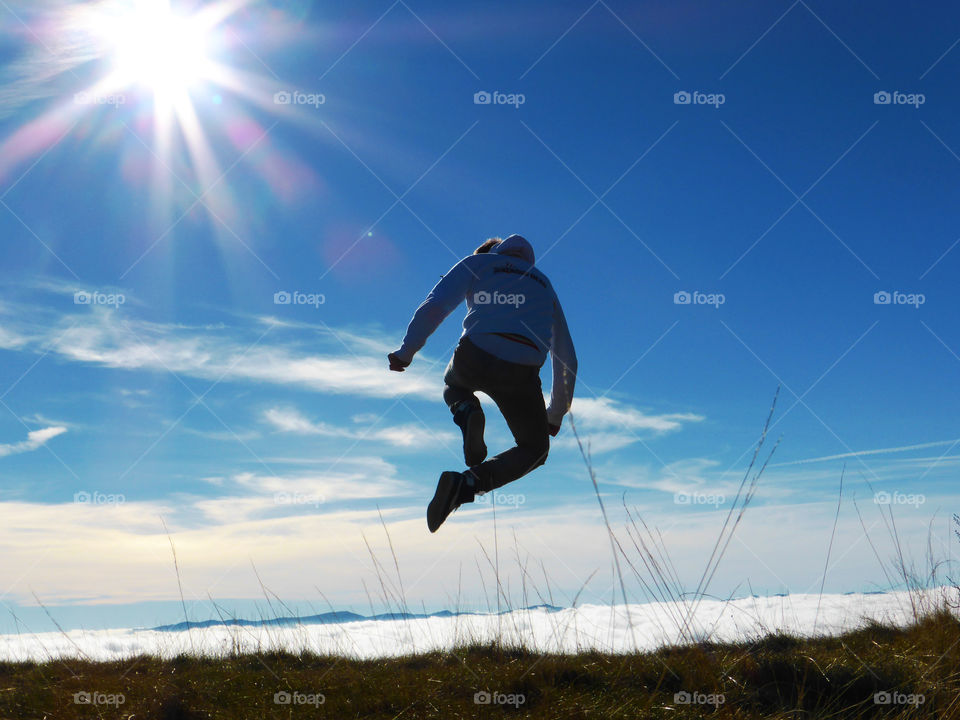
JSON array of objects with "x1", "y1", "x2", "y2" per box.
[{"x1": 151, "y1": 604, "x2": 565, "y2": 632}]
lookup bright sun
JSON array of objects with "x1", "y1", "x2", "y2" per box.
[{"x1": 104, "y1": 1, "x2": 213, "y2": 97}]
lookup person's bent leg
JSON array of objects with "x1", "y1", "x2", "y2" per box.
[
  {"x1": 470, "y1": 367, "x2": 549, "y2": 494},
  {"x1": 442, "y1": 339, "x2": 487, "y2": 467}
]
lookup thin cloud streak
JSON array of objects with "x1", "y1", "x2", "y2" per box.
[{"x1": 771, "y1": 439, "x2": 960, "y2": 467}]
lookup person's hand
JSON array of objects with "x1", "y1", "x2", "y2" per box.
[
  {"x1": 388, "y1": 352, "x2": 410, "y2": 372},
  {"x1": 548, "y1": 423, "x2": 561, "y2": 437}
]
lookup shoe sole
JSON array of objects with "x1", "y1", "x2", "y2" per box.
[
  {"x1": 427, "y1": 472, "x2": 462, "y2": 533},
  {"x1": 463, "y1": 408, "x2": 487, "y2": 467}
]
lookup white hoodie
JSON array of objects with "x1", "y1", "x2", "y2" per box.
[{"x1": 397, "y1": 236, "x2": 576, "y2": 426}]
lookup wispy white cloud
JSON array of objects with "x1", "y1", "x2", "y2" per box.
[
  {"x1": 0, "y1": 426, "x2": 67, "y2": 458},
  {"x1": 252, "y1": 315, "x2": 397, "y2": 355},
  {"x1": 264, "y1": 407, "x2": 323, "y2": 434},
  {"x1": 231, "y1": 466, "x2": 411, "y2": 501},
  {"x1": 554, "y1": 397, "x2": 704, "y2": 453},
  {"x1": 184, "y1": 456, "x2": 417, "y2": 525},
  {"x1": 263, "y1": 406, "x2": 456, "y2": 449},
  {"x1": 20, "y1": 413, "x2": 73, "y2": 428},
  {"x1": 571, "y1": 397, "x2": 704, "y2": 433},
  {"x1": 554, "y1": 432, "x2": 640, "y2": 454},
  {"x1": 3, "y1": 308, "x2": 437, "y2": 400},
  {"x1": 598, "y1": 457, "x2": 735, "y2": 496},
  {"x1": 0, "y1": 325, "x2": 27, "y2": 350}
]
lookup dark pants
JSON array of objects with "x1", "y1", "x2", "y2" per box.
[{"x1": 443, "y1": 336, "x2": 549, "y2": 494}]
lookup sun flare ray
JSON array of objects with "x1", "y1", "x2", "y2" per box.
[{"x1": 1, "y1": 0, "x2": 331, "y2": 271}]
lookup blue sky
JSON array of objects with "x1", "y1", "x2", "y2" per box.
[{"x1": 0, "y1": 0, "x2": 958, "y2": 633}]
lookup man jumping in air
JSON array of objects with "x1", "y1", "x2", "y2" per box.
[{"x1": 388, "y1": 234, "x2": 577, "y2": 532}]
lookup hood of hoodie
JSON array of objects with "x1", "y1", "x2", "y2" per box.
[{"x1": 493, "y1": 234, "x2": 535, "y2": 264}]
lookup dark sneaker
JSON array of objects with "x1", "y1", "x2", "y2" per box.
[
  {"x1": 428, "y1": 471, "x2": 467, "y2": 533},
  {"x1": 453, "y1": 401, "x2": 486, "y2": 467}
]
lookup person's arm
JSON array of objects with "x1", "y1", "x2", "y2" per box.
[
  {"x1": 546, "y1": 298, "x2": 577, "y2": 432},
  {"x1": 391, "y1": 258, "x2": 474, "y2": 368}
]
